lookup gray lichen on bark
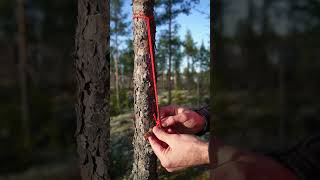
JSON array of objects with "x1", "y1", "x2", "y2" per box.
[
  {"x1": 132, "y1": 0, "x2": 158, "y2": 179},
  {"x1": 74, "y1": 0, "x2": 110, "y2": 179}
]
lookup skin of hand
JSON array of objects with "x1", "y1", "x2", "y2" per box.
[
  {"x1": 148, "y1": 126, "x2": 209, "y2": 172},
  {"x1": 160, "y1": 105, "x2": 206, "y2": 134}
]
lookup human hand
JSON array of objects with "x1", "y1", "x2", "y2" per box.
[
  {"x1": 148, "y1": 126, "x2": 209, "y2": 172},
  {"x1": 160, "y1": 105, "x2": 206, "y2": 134}
]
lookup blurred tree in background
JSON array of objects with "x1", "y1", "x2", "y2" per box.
[
  {"x1": 213, "y1": 0, "x2": 320, "y2": 152},
  {"x1": 0, "y1": 0, "x2": 78, "y2": 178},
  {"x1": 183, "y1": 29, "x2": 197, "y2": 91},
  {"x1": 110, "y1": 0, "x2": 129, "y2": 114}
]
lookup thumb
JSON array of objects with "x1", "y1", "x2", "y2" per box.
[
  {"x1": 152, "y1": 126, "x2": 172, "y2": 144},
  {"x1": 148, "y1": 136, "x2": 166, "y2": 160}
]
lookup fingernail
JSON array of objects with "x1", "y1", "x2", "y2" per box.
[
  {"x1": 153, "y1": 126, "x2": 159, "y2": 132},
  {"x1": 148, "y1": 136, "x2": 153, "y2": 141},
  {"x1": 162, "y1": 122, "x2": 167, "y2": 127}
]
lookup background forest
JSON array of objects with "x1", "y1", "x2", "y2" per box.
[
  {"x1": 0, "y1": 0, "x2": 319, "y2": 179},
  {"x1": 214, "y1": 0, "x2": 320, "y2": 153}
]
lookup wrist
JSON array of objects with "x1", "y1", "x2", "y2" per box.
[
  {"x1": 198, "y1": 141, "x2": 210, "y2": 165},
  {"x1": 193, "y1": 106, "x2": 210, "y2": 136},
  {"x1": 194, "y1": 116, "x2": 208, "y2": 135}
]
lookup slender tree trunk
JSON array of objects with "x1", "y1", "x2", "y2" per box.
[
  {"x1": 114, "y1": 34, "x2": 120, "y2": 111},
  {"x1": 114, "y1": 54, "x2": 120, "y2": 110},
  {"x1": 132, "y1": 0, "x2": 157, "y2": 179},
  {"x1": 191, "y1": 59, "x2": 195, "y2": 74},
  {"x1": 17, "y1": 0, "x2": 30, "y2": 149},
  {"x1": 197, "y1": 75, "x2": 200, "y2": 107},
  {"x1": 279, "y1": 57, "x2": 285, "y2": 147},
  {"x1": 187, "y1": 57, "x2": 191, "y2": 92},
  {"x1": 74, "y1": 0, "x2": 110, "y2": 179},
  {"x1": 167, "y1": 0, "x2": 172, "y2": 104},
  {"x1": 162, "y1": 70, "x2": 165, "y2": 90},
  {"x1": 215, "y1": 0, "x2": 225, "y2": 89},
  {"x1": 174, "y1": 69, "x2": 179, "y2": 90}
]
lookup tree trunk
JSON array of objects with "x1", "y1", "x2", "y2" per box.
[
  {"x1": 114, "y1": 54, "x2": 120, "y2": 111},
  {"x1": 174, "y1": 69, "x2": 179, "y2": 90},
  {"x1": 167, "y1": 0, "x2": 172, "y2": 104},
  {"x1": 132, "y1": 0, "x2": 157, "y2": 179},
  {"x1": 279, "y1": 56, "x2": 285, "y2": 147},
  {"x1": 16, "y1": 0, "x2": 30, "y2": 149},
  {"x1": 162, "y1": 70, "x2": 166, "y2": 90},
  {"x1": 187, "y1": 57, "x2": 191, "y2": 92},
  {"x1": 114, "y1": 36, "x2": 120, "y2": 111},
  {"x1": 74, "y1": 0, "x2": 110, "y2": 179},
  {"x1": 197, "y1": 74, "x2": 200, "y2": 107}
]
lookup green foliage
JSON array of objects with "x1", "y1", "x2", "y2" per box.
[
  {"x1": 157, "y1": 27, "x2": 183, "y2": 89},
  {"x1": 197, "y1": 41, "x2": 210, "y2": 71},
  {"x1": 120, "y1": 39, "x2": 134, "y2": 75},
  {"x1": 171, "y1": 90, "x2": 189, "y2": 104},
  {"x1": 110, "y1": 88, "x2": 133, "y2": 116},
  {"x1": 111, "y1": 94, "x2": 120, "y2": 115},
  {"x1": 156, "y1": 35, "x2": 167, "y2": 74},
  {"x1": 184, "y1": 30, "x2": 197, "y2": 58}
]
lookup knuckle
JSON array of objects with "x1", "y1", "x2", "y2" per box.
[
  {"x1": 161, "y1": 159, "x2": 172, "y2": 168},
  {"x1": 170, "y1": 134, "x2": 179, "y2": 139},
  {"x1": 166, "y1": 168, "x2": 173, "y2": 172},
  {"x1": 160, "y1": 161, "x2": 167, "y2": 168},
  {"x1": 168, "y1": 116, "x2": 175, "y2": 122}
]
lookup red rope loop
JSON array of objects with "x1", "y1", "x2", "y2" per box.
[{"x1": 133, "y1": 13, "x2": 161, "y2": 127}]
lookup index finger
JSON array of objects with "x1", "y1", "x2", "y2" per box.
[{"x1": 160, "y1": 105, "x2": 178, "y2": 118}]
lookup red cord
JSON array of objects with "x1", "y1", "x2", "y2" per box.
[{"x1": 133, "y1": 13, "x2": 161, "y2": 127}]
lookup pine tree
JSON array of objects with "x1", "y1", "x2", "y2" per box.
[
  {"x1": 74, "y1": 0, "x2": 110, "y2": 179},
  {"x1": 198, "y1": 41, "x2": 210, "y2": 73},
  {"x1": 184, "y1": 29, "x2": 197, "y2": 91},
  {"x1": 156, "y1": 33, "x2": 168, "y2": 90},
  {"x1": 119, "y1": 39, "x2": 134, "y2": 89},
  {"x1": 156, "y1": 26, "x2": 182, "y2": 91},
  {"x1": 196, "y1": 41, "x2": 209, "y2": 105},
  {"x1": 132, "y1": 0, "x2": 157, "y2": 179},
  {"x1": 171, "y1": 35, "x2": 182, "y2": 90},
  {"x1": 16, "y1": 0, "x2": 30, "y2": 149}
]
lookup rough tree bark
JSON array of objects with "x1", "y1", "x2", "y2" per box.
[
  {"x1": 74, "y1": 0, "x2": 110, "y2": 179},
  {"x1": 16, "y1": 0, "x2": 30, "y2": 149},
  {"x1": 132, "y1": 0, "x2": 158, "y2": 179}
]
